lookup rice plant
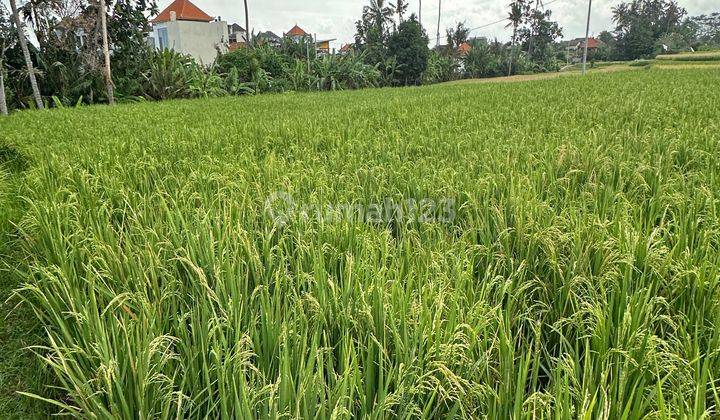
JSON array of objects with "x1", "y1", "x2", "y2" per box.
[{"x1": 0, "y1": 67, "x2": 719, "y2": 419}]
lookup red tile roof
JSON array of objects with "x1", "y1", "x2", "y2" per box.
[
  {"x1": 585, "y1": 37, "x2": 600, "y2": 49},
  {"x1": 152, "y1": 0, "x2": 213, "y2": 23},
  {"x1": 340, "y1": 44, "x2": 353, "y2": 52},
  {"x1": 286, "y1": 25, "x2": 308, "y2": 37}
]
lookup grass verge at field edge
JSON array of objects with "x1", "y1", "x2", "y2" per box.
[{"x1": 0, "y1": 144, "x2": 49, "y2": 417}]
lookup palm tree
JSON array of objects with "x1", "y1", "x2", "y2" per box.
[
  {"x1": 244, "y1": 0, "x2": 251, "y2": 47},
  {"x1": 367, "y1": 0, "x2": 394, "y2": 38},
  {"x1": 99, "y1": 0, "x2": 114, "y2": 105},
  {"x1": 446, "y1": 22, "x2": 470, "y2": 50},
  {"x1": 505, "y1": 0, "x2": 524, "y2": 76},
  {"x1": 0, "y1": 69, "x2": 6, "y2": 115},
  {"x1": 0, "y1": 9, "x2": 13, "y2": 115},
  {"x1": 526, "y1": 0, "x2": 543, "y2": 58},
  {"x1": 394, "y1": 0, "x2": 408, "y2": 22},
  {"x1": 9, "y1": 0, "x2": 43, "y2": 109}
]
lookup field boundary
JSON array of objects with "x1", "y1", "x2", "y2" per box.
[{"x1": 0, "y1": 144, "x2": 48, "y2": 417}]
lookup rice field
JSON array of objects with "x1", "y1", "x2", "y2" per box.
[
  {"x1": 1, "y1": 67, "x2": 720, "y2": 418},
  {"x1": 654, "y1": 51, "x2": 720, "y2": 61}
]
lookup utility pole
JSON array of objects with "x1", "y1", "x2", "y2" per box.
[
  {"x1": 436, "y1": 0, "x2": 441, "y2": 46},
  {"x1": 244, "y1": 0, "x2": 251, "y2": 47},
  {"x1": 581, "y1": 0, "x2": 592, "y2": 75},
  {"x1": 419, "y1": 0, "x2": 422, "y2": 25}
]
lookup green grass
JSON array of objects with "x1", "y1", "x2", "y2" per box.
[
  {"x1": 0, "y1": 145, "x2": 48, "y2": 418},
  {"x1": 627, "y1": 59, "x2": 653, "y2": 67},
  {"x1": 559, "y1": 61, "x2": 631, "y2": 73},
  {"x1": 655, "y1": 51, "x2": 720, "y2": 61},
  {"x1": 1, "y1": 68, "x2": 720, "y2": 418}
]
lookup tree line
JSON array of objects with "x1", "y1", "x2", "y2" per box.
[
  {"x1": 0, "y1": 0, "x2": 718, "y2": 114},
  {"x1": 593, "y1": 0, "x2": 718, "y2": 61}
]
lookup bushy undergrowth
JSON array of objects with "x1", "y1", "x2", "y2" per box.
[{"x1": 1, "y1": 68, "x2": 720, "y2": 418}]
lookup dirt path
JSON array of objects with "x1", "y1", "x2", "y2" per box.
[{"x1": 441, "y1": 64, "x2": 636, "y2": 85}]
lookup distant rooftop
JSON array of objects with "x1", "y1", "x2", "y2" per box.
[
  {"x1": 285, "y1": 25, "x2": 309, "y2": 37},
  {"x1": 152, "y1": 0, "x2": 213, "y2": 24}
]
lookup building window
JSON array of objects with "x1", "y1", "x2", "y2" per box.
[{"x1": 158, "y1": 28, "x2": 168, "y2": 50}]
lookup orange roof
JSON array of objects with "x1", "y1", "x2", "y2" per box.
[
  {"x1": 152, "y1": 0, "x2": 213, "y2": 23},
  {"x1": 286, "y1": 25, "x2": 308, "y2": 37},
  {"x1": 458, "y1": 42, "x2": 471, "y2": 55},
  {"x1": 340, "y1": 44, "x2": 353, "y2": 52},
  {"x1": 585, "y1": 37, "x2": 600, "y2": 49}
]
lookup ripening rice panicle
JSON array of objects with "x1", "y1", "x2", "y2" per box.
[{"x1": 0, "y1": 67, "x2": 719, "y2": 418}]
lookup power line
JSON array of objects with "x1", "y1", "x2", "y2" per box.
[{"x1": 466, "y1": 0, "x2": 563, "y2": 33}]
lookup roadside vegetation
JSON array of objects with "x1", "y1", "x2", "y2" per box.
[{"x1": 1, "y1": 67, "x2": 719, "y2": 418}]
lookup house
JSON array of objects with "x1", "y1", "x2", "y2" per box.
[
  {"x1": 226, "y1": 23, "x2": 247, "y2": 51},
  {"x1": 256, "y1": 31, "x2": 282, "y2": 47},
  {"x1": 315, "y1": 38, "x2": 336, "y2": 55},
  {"x1": 284, "y1": 24, "x2": 311, "y2": 42},
  {"x1": 565, "y1": 37, "x2": 602, "y2": 62},
  {"x1": 283, "y1": 25, "x2": 336, "y2": 54},
  {"x1": 53, "y1": 17, "x2": 90, "y2": 51},
  {"x1": 148, "y1": 0, "x2": 227, "y2": 64},
  {"x1": 228, "y1": 23, "x2": 246, "y2": 44},
  {"x1": 568, "y1": 37, "x2": 601, "y2": 52}
]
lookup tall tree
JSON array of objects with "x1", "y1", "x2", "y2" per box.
[
  {"x1": 394, "y1": 0, "x2": 408, "y2": 22},
  {"x1": 99, "y1": 0, "x2": 114, "y2": 105},
  {"x1": 517, "y1": 8, "x2": 562, "y2": 64},
  {"x1": 9, "y1": 0, "x2": 43, "y2": 108},
  {"x1": 505, "y1": 0, "x2": 526, "y2": 75},
  {"x1": 612, "y1": 0, "x2": 686, "y2": 59},
  {"x1": 387, "y1": 14, "x2": 429, "y2": 85},
  {"x1": 0, "y1": 64, "x2": 6, "y2": 115},
  {"x1": 446, "y1": 21, "x2": 470, "y2": 50},
  {"x1": 368, "y1": 0, "x2": 395, "y2": 37},
  {"x1": 0, "y1": 5, "x2": 14, "y2": 115},
  {"x1": 354, "y1": 0, "x2": 394, "y2": 65},
  {"x1": 689, "y1": 13, "x2": 720, "y2": 46},
  {"x1": 526, "y1": 0, "x2": 542, "y2": 56}
]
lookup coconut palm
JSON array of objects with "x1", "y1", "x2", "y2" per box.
[
  {"x1": 9, "y1": 0, "x2": 43, "y2": 108},
  {"x1": 505, "y1": 0, "x2": 524, "y2": 76},
  {"x1": 526, "y1": 0, "x2": 544, "y2": 57},
  {"x1": 394, "y1": 0, "x2": 408, "y2": 22},
  {"x1": 99, "y1": 0, "x2": 114, "y2": 105},
  {"x1": 0, "y1": 52, "x2": 7, "y2": 115},
  {"x1": 368, "y1": 0, "x2": 395, "y2": 36},
  {"x1": 1, "y1": 6, "x2": 14, "y2": 115}
]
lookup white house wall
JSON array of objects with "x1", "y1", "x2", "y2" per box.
[{"x1": 150, "y1": 20, "x2": 228, "y2": 65}]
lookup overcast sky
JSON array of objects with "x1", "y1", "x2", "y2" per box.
[{"x1": 173, "y1": 0, "x2": 717, "y2": 49}]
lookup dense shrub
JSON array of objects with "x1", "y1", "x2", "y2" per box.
[{"x1": 386, "y1": 17, "x2": 430, "y2": 86}]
